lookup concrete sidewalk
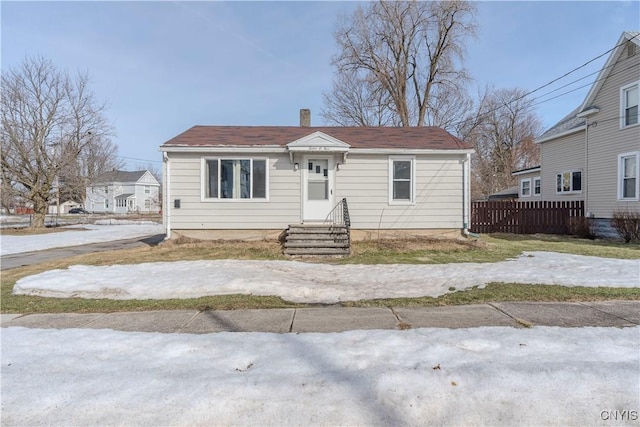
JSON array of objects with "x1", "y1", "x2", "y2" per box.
[{"x1": 2, "y1": 301, "x2": 639, "y2": 333}]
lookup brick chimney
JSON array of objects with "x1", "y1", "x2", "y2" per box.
[{"x1": 299, "y1": 109, "x2": 311, "y2": 127}]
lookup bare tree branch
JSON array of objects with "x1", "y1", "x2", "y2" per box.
[
  {"x1": 323, "y1": 0, "x2": 477, "y2": 129},
  {"x1": 1, "y1": 56, "x2": 116, "y2": 226}
]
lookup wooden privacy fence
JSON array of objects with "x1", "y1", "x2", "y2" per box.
[{"x1": 471, "y1": 200, "x2": 584, "y2": 234}]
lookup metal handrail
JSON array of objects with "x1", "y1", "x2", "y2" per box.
[{"x1": 324, "y1": 198, "x2": 351, "y2": 229}]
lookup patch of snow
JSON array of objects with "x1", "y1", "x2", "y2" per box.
[
  {"x1": 2, "y1": 326, "x2": 638, "y2": 426},
  {"x1": 0, "y1": 223, "x2": 165, "y2": 256},
  {"x1": 13, "y1": 252, "x2": 640, "y2": 303}
]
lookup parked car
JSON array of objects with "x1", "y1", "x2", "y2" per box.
[{"x1": 68, "y1": 208, "x2": 89, "y2": 214}]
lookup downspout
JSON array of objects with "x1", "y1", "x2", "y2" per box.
[
  {"x1": 163, "y1": 151, "x2": 171, "y2": 240},
  {"x1": 462, "y1": 153, "x2": 480, "y2": 239},
  {"x1": 576, "y1": 107, "x2": 599, "y2": 218}
]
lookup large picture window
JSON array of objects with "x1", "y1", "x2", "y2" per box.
[
  {"x1": 621, "y1": 82, "x2": 639, "y2": 127},
  {"x1": 618, "y1": 152, "x2": 639, "y2": 200},
  {"x1": 389, "y1": 156, "x2": 415, "y2": 204},
  {"x1": 556, "y1": 170, "x2": 582, "y2": 194},
  {"x1": 204, "y1": 158, "x2": 267, "y2": 200}
]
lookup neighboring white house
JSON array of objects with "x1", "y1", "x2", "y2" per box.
[
  {"x1": 160, "y1": 112, "x2": 475, "y2": 241},
  {"x1": 512, "y1": 166, "x2": 542, "y2": 199},
  {"x1": 533, "y1": 31, "x2": 640, "y2": 234},
  {"x1": 86, "y1": 170, "x2": 161, "y2": 214}
]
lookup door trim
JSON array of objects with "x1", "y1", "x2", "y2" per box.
[{"x1": 301, "y1": 155, "x2": 335, "y2": 223}]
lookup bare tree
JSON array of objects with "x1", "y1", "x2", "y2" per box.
[
  {"x1": 462, "y1": 87, "x2": 542, "y2": 199},
  {"x1": 323, "y1": 0, "x2": 477, "y2": 128},
  {"x1": 1, "y1": 56, "x2": 114, "y2": 227}
]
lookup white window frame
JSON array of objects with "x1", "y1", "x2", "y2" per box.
[
  {"x1": 618, "y1": 152, "x2": 639, "y2": 201},
  {"x1": 556, "y1": 170, "x2": 582, "y2": 194},
  {"x1": 144, "y1": 185, "x2": 150, "y2": 194},
  {"x1": 201, "y1": 157, "x2": 269, "y2": 202},
  {"x1": 388, "y1": 156, "x2": 416, "y2": 205},
  {"x1": 533, "y1": 177, "x2": 541, "y2": 196},
  {"x1": 104, "y1": 199, "x2": 110, "y2": 209},
  {"x1": 620, "y1": 81, "x2": 639, "y2": 128},
  {"x1": 519, "y1": 178, "x2": 531, "y2": 197}
]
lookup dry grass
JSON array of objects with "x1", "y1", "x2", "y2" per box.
[
  {"x1": 0, "y1": 226, "x2": 89, "y2": 236},
  {"x1": 2, "y1": 233, "x2": 639, "y2": 314}
]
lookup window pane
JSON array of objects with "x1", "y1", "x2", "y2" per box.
[
  {"x1": 240, "y1": 159, "x2": 251, "y2": 199},
  {"x1": 308, "y1": 181, "x2": 328, "y2": 200},
  {"x1": 572, "y1": 171, "x2": 582, "y2": 191},
  {"x1": 624, "y1": 156, "x2": 637, "y2": 178},
  {"x1": 556, "y1": 174, "x2": 562, "y2": 192},
  {"x1": 394, "y1": 181, "x2": 411, "y2": 200},
  {"x1": 252, "y1": 160, "x2": 266, "y2": 198},
  {"x1": 623, "y1": 178, "x2": 636, "y2": 198},
  {"x1": 627, "y1": 86, "x2": 638, "y2": 108},
  {"x1": 626, "y1": 105, "x2": 639, "y2": 126},
  {"x1": 534, "y1": 179, "x2": 541, "y2": 194},
  {"x1": 207, "y1": 160, "x2": 218, "y2": 198},
  {"x1": 220, "y1": 160, "x2": 234, "y2": 198},
  {"x1": 521, "y1": 181, "x2": 530, "y2": 195},
  {"x1": 393, "y1": 161, "x2": 411, "y2": 180},
  {"x1": 563, "y1": 172, "x2": 571, "y2": 192}
]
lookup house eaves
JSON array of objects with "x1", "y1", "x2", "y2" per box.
[{"x1": 577, "y1": 31, "x2": 640, "y2": 114}]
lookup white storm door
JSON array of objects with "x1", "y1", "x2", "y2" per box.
[{"x1": 303, "y1": 156, "x2": 334, "y2": 222}]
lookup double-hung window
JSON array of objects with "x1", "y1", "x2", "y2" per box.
[
  {"x1": 556, "y1": 170, "x2": 582, "y2": 194},
  {"x1": 389, "y1": 156, "x2": 415, "y2": 204},
  {"x1": 520, "y1": 179, "x2": 531, "y2": 197},
  {"x1": 204, "y1": 158, "x2": 267, "y2": 200},
  {"x1": 621, "y1": 82, "x2": 639, "y2": 128},
  {"x1": 618, "y1": 152, "x2": 639, "y2": 200}
]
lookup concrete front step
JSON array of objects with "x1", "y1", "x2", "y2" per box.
[
  {"x1": 284, "y1": 247, "x2": 351, "y2": 256},
  {"x1": 284, "y1": 241, "x2": 350, "y2": 249},
  {"x1": 287, "y1": 227, "x2": 348, "y2": 234},
  {"x1": 284, "y1": 224, "x2": 351, "y2": 257},
  {"x1": 286, "y1": 233, "x2": 349, "y2": 241}
]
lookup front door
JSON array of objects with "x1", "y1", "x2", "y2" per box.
[{"x1": 303, "y1": 156, "x2": 334, "y2": 222}]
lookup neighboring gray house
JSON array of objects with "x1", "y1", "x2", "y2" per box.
[
  {"x1": 86, "y1": 170, "x2": 161, "y2": 214},
  {"x1": 160, "y1": 115, "x2": 474, "y2": 242},
  {"x1": 535, "y1": 31, "x2": 640, "y2": 232}
]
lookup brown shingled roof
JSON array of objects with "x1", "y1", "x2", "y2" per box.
[{"x1": 161, "y1": 126, "x2": 472, "y2": 150}]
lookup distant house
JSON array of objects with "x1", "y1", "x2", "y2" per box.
[
  {"x1": 534, "y1": 31, "x2": 639, "y2": 234},
  {"x1": 159, "y1": 111, "x2": 475, "y2": 244},
  {"x1": 86, "y1": 170, "x2": 161, "y2": 214}
]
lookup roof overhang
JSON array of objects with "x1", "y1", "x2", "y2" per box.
[
  {"x1": 536, "y1": 125, "x2": 585, "y2": 144},
  {"x1": 512, "y1": 166, "x2": 541, "y2": 176},
  {"x1": 576, "y1": 107, "x2": 600, "y2": 118}
]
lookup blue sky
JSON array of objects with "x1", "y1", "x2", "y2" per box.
[{"x1": 2, "y1": 1, "x2": 638, "y2": 169}]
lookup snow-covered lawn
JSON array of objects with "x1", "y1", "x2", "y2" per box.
[
  {"x1": 0, "y1": 222, "x2": 164, "y2": 256},
  {"x1": 2, "y1": 325, "x2": 638, "y2": 426},
  {"x1": 13, "y1": 252, "x2": 640, "y2": 303}
]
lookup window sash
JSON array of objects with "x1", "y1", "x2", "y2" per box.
[
  {"x1": 623, "y1": 84, "x2": 639, "y2": 127},
  {"x1": 205, "y1": 158, "x2": 267, "y2": 200},
  {"x1": 520, "y1": 179, "x2": 531, "y2": 196},
  {"x1": 620, "y1": 154, "x2": 639, "y2": 199},
  {"x1": 534, "y1": 178, "x2": 541, "y2": 195},
  {"x1": 391, "y1": 159, "x2": 413, "y2": 202}
]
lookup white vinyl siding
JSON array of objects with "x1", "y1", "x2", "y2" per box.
[
  {"x1": 166, "y1": 151, "x2": 467, "y2": 231},
  {"x1": 621, "y1": 81, "x2": 639, "y2": 128},
  {"x1": 618, "y1": 152, "x2": 639, "y2": 200},
  {"x1": 169, "y1": 153, "x2": 300, "y2": 229}
]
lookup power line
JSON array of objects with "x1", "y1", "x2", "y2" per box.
[{"x1": 454, "y1": 33, "x2": 639, "y2": 130}]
